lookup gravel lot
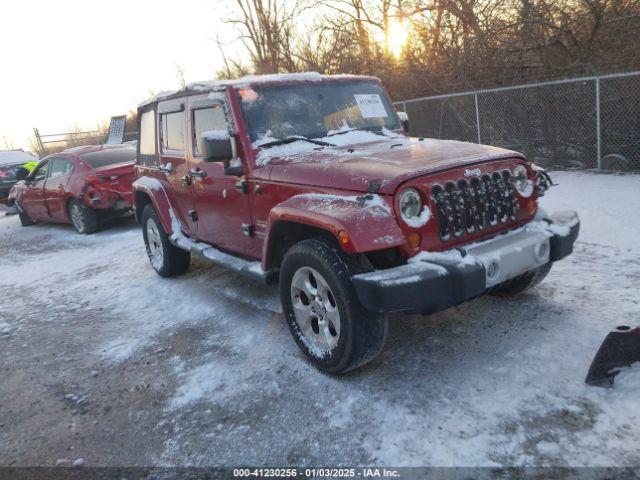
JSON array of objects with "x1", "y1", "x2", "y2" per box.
[{"x1": 0, "y1": 171, "x2": 639, "y2": 467}]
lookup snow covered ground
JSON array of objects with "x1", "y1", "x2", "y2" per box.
[{"x1": 0, "y1": 171, "x2": 638, "y2": 467}]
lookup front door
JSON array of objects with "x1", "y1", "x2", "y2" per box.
[
  {"x1": 187, "y1": 96, "x2": 253, "y2": 254},
  {"x1": 43, "y1": 156, "x2": 74, "y2": 222},
  {"x1": 21, "y1": 160, "x2": 49, "y2": 221}
]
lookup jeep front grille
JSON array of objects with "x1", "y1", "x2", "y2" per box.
[{"x1": 430, "y1": 171, "x2": 519, "y2": 241}]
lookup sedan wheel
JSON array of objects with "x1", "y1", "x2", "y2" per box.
[
  {"x1": 68, "y1": 200, "x2": 98, "y2": 234},
  {"x1": 70, "y1": 203, "x2": 85, "y2": 231}
]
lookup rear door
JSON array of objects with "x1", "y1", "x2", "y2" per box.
[
  {"x1": 187, "y1": 95, "x2": 254, "y2": 253},
  {"x1": 43, "y1": 156, "x2": 74, "y2": 221},
  {"x1": 21, "y1": 160, "x2": 49, "y2": 221}
]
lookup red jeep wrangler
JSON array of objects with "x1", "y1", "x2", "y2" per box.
[{"x1": 132, "y1": 73, "x2": 579, "y2": 373}]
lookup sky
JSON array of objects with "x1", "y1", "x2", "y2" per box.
[{"x1": 0, "y1": 0, "x2": 243, "y2": 151}]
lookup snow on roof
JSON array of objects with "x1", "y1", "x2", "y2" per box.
[
  {"x1": 0, "y1": 150, "x2": 37, "y2": 165},
  {"x1": 139, "y1": 73, "x2": 380, "y2": 108}
]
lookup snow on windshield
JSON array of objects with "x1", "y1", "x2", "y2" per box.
[
  {"x1": 241, "y1": 80, "x2": 401, "y2": 145},
  {"x1": 252, "y1": 128, "x2": 402, "y2": 166}
]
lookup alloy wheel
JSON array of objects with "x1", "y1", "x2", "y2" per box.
[
  {"x1": 146, "y1": 217, "x2": 164, "y2": 269},
  {"x1": 290, "y1": 266, "x2": 341, "y2": 351}
]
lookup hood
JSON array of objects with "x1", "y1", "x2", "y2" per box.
[{"x1": 259, "y1": 137, "x2": 525, "y2": 194}]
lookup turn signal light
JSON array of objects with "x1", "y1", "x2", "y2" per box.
[
  {"x1": 338, "y1": 230, "x2": 350, "y2": 245},
  {"x1": 527, "y1": 197, "x2": 537, "y2": 214},
  {"x1": 408, "y1": 232, "x2": 422, "y2": 248}
]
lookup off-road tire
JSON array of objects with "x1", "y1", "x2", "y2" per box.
[
  {"x1": 68, "y1": 199, "x2": 99, "y2": 234},
  {"x1": 489, "y1": 262, "x2": 552, "y2": 297},
  {"x1": 141, "y1": 204, "x2": 190, "y2": 277},
  {"x1": 280, "y1": 238, "x2": 388, "y2": 374},
  {"x1": 18, "y1": 211, "x2": 35, "y2": 226}
]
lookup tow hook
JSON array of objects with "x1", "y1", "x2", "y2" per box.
[{"x1": 585, "y1": 325, "x2": 640, "y2": 387}]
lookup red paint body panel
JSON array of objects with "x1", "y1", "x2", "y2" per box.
[
  {"x1": 394, "y1": 159, "x2": 537, "y2": 256},
  {"x1": 133, "y1": 75, "x2": 540, "y2": 270},
  {"x1": 263, "y1": 139, "x2": 525, "y2": 194},
  {"x1": 9, "y1": 145, "x2": 136, "y2": 227}
]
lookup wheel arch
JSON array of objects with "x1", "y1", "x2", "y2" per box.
[
  {"x1": 132, "y1": 177, "x2": 174, "y2": 234},
  {"x1": 261, "y1": 194, "x2": 407, "y2": 271}
]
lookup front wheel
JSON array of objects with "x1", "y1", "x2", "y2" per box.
[
  {"x1": 68, "y1": 200, "x2": 98, "y2": 234},
  {"x1": 141, "y1": 204, "x2": 190, "y2": 277},
  {"x1": 280, "y1": 238, "x2": 388, "y2": 374}
]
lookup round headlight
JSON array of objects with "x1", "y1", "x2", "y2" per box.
[
  {"x1": 512, "y1": 164, "x2": 534, "y2": 197},
  {"x1": 399, "y1": 188, "x2": 422, "y2": 221}
]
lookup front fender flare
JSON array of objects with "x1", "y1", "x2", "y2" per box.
[
  {"x1": 262, "y1": 193, "x2": 406, "y2": 268},
  {"x1": 132, "y1": 177, "x2": 174, "y2": 235}
]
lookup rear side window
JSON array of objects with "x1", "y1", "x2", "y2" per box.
[
  {"x1": 48, "y1": 158, "x2": 74, "y2": 178},
  {"x1": 139, "y1": 110, "x2": 156, "y2": 156},
  {"x1": 193, "y1": 107, "x2": 227, "y2": 155},
  {"x1": 161, "y1": 111, "x2": 185, "y2": 152}
]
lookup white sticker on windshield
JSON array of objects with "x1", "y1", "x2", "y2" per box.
[{"x1": 354, "y1": 94, "x2": 388, "y2": 118}]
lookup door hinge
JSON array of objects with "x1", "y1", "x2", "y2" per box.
[
  {"x1": 235, "y1": 179, "x2": 248, "y2": 194},
  {"x1": 242, "y1": 224, "x2": 255, "y2": 237},
  {"x1": 188, "y1": 210, "x2": 198, "y2": 222}
]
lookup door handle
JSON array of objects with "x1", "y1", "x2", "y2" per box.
[
  {"x1": 58, "y1": 184, "x2": 64, "y2": 189},
  {"x1": 188, "y1": 168, "x2": 207, "y2": 180}
]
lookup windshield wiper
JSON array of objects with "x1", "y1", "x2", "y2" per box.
[
  {"x1": 256, "y1": 136, "x2": 336, "y2": 148},
  {"x1": 325, "y1": 127, "x2": 360, "y2": 137},
  {"x1": 325, "y1": 126, "x2": 396, "y2": 138}
]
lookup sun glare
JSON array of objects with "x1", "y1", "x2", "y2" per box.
[{"x1": 386, "y1": 19, "x2": 409, "y2": 58}]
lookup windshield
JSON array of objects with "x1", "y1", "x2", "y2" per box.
[{"x1": 240, "y1": 81, "x2": 401, "y2": 144}]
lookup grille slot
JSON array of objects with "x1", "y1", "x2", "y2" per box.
[{"x1": 430, "y1": 170, "x2": 519, "y2": 241}]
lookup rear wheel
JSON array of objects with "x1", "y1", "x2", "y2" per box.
[
  {"x1": 280, "y1": 238, "x2": 388, "y2": 374},
  {"x1": 68, "y1": 200, "x2": 98, "y2": 234},
  {"x1": 141, "y1": 204, "x2": 190, "y2": 277},
  {"x1": 490, "y1": 263, "x2": 552, "y2": 297}
]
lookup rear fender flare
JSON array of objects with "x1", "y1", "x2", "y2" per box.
[
  {"x1": 132, "y1": 177, "x2": 174, "y2": 235},
  {"x1": 262, "y1": 193, "x2": 406, "y2": 269}
]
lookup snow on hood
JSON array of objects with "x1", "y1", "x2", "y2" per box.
[{"x1": 258, "y1": 135, "x2": 524, "y2": 194}]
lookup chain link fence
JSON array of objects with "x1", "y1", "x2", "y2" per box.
[{"x1": 395, "y1": 71, "x2": 640, "y2": 171}]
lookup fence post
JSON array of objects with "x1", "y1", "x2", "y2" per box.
[
  {"x1": 474, "y1": 92, "x2": 481, "y2": 144},
  {"x1": 33, "y1": 128, "x2": 45, "y2": 157},
  {"x1": 595, "y1": 77, "x2": 602, "y2": 170}
]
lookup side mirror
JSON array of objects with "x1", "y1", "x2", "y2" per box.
[
  {"x1": 397, "y1": 111, "x2": 410, "y2": 133},
  {"x1": 203, "y1": 130, "x2": 233, "y2": 162},
  {"x1": 15, "y1": 167, "x2": 29, "y2": 182},
  {"x1": 202, "y1": 131, "x2": 243, "y2": 176}
]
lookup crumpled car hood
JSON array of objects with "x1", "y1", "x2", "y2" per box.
[{"x1": 255, "y1": 137, "x2": 525, "y2": 194}]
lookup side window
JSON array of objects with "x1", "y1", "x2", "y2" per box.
[
  {"x1": 161, "y1": 111, "x2": 185, "y2": 152},
  {"x1": 32, "y1": 161, "x2": 49, "y2": 182},
  {"x1": 193, "y1": 107, "x2": 227, "y2": 155},
  {"x1": 139, "y1": 110, "x2": 156, "y2": 156},
  {"x1": 48, "y1": 158, "x2": 73, "y2": 179}
]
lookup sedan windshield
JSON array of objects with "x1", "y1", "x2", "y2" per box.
[{"x1": 240, "y1": 81, "x2": 401, "y2": 144}]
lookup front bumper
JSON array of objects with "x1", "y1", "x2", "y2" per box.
[{"x1": 352, "y1": 210, "x2": 580, "y2": 314}]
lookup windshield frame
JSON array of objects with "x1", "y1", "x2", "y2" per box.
[{"x1": 238, "y1": 78, "x2": 402, "y2": 146}]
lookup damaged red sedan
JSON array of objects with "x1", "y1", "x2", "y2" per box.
[{"x1": 8, "y1": 144, "x2": 136, "y2": 234}]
